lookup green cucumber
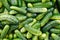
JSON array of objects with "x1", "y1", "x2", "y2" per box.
[
  {"x1": 0, "y1": 14, "x2": 18, "y2": 24},
  {"x1": 36, "y1": 13, "x2": 46, "y2": 21},
  {"x1": 1, "y1": 25, "x2": 9, "y2": 38},
  {"x1": 51, "y1": 14, "x2": 60, "y2": 20},
  {"x1": 10, "y1": 0, "x2": 18, "y2": 6},
  {"x1": 19, "y1": 18, "x2": 33, "y2": 29},
  {"x1": 27, "y1": 8, "x2": 47, "y2": 13},
  {"x1": 25, "y1": 0, "x2": 41, "y2": 3},
  {"x1": 50, "y1": 28, "x2": 60, "y2": 34},
  {"x1": 42, "y1": 20, "x2": 60, "y2": 32},
  {"x1": 51, "y1": 33, "x2": 60, "y2": 40},
  {"x1": 33, "y1": 2, "x2": 53, "y2": 8},
  {"x1": 1, "y1": 0, "x2": 10, "y2": 11},
  {"x1": 41, "y1": 12, "x2": 52, "y2": 27},
  {"x1": 27, "y1": 32, "x2": 32, "y2": 39},
  {"x1": 32, "y1": 36, "x2": 38, "y2": 40},
  {"x1": 24, "y1": 24, "x2": 42, "y2": 36},
  {"x1": 15, "y1": 30, "x2": 27, "y2": 40},
  {"x1": 10, "y1": 6, "x2": 27, "y2": 14}
]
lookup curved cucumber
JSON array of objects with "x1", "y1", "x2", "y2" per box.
[
  {"x1": 0, "y1": 14, "x2": 18, "y2": 24},
  {"x1": 42, "y1": 20, "x2": 60, "y2": 32}
]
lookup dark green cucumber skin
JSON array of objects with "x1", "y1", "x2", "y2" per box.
[
  {"x1": 1, "y1": 0, "x2": 11, "y2": 11},
  {"x1": 42, "y1": 20, "x2": 60, "y2": 32},
  {"x1": 33, "y1": 2, "x2": 53, "y2": 8}
]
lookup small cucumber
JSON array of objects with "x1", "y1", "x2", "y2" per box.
[
  {"x1": 25, "y1": 0, "x2": 41, "y2": 3},
  {"x1": 10, "y1": 0, "x2": 18, "y2": 6},
  {"x1": 32, "y1": 36, "x2": 38, "y2": 40},
  {"x1": 36, "y1": 13, "x2": 46, "y2": 21},
  {"x1": 1, "y1": 0, "x2": 10, "y2": 11},
  {"x1": 24, "y1": 24, "x2": 42, "y2": 36},
  {"x1": 19, "y1": 18, "x2": 33, "y2": 29},
  {"x1": 41, "y1": 12, "x2": 52, "y2": 27},
  {"x1": 51, "y1": 33, "x2": 60, "y2": 40},
  {"x1": 1, "y1": 25, "x2": 9, "y2": 38},
  {"x1": 10, "y1": 6, "x2": 27, "y2": 14},
  {"x1": 33, "y1": 2, "x2": 53, "y2": 8},
  {"x1": 50, "y1": 28, "x2": 60, "y2": 34},
  {"x1": 15, "y1": 30, "x2": 27, "y2": 40},
  {"x1": 27, "y1": 8, "x2": 47, "y2": 13},
  {"x1": 51, "y1": 14, "x2": 60, "y2": 20},
  {"x1": 27, "y1": 32, "x2": 32, "y2": 39},
  {"x1": 42, "y1": 20, "x2": 60, "y2": 32}
]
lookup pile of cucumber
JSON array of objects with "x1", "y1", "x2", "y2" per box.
[{"x1": 0, "y1": 0, "x2": 60, "y2": 40}]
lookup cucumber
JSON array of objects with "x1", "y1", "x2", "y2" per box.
[
  {"x1": 16, "y1": 14, "x2": 27, "y2": 21},
  {"x1": 1, "y1": 0, "x2": 10, "y2": 11},
  {"x1": 39, "y1": 33, "x2": 46, "y2": 40},
  {"x1": 10, "y1": 0, "x2": 18, "y2": 6},
  {"x1": 25, "y1": 0, "x2": 41, "y2": 3},
  {"x1": 27, "y1": 8, "x2": 47, "y2": 13},
  {"x1": 50, "y1": 28, "x2": 60, "y2": 34},
  {"x1": 9, "y1": 34, "x2": 13, "y2": 39},
  {"x1": 41, "y1": 12, "x2": 52, "y2": 27},
  {"x1": 27, "y1": 32, "x2": 32, "y2": 39},
  {"x1": 24, "y1": 24, "x2": 42, "y2": 36},
  {"x1": 9, "y1": 10, "x2": 17, "y2": 14},
  {"x1": 51, "y1": 33, "x2": 60, "y2": 40},
  {"x1": 44, "y1": 32, "x2": 49, "y2": 40},
  {"x1": 27, "y1": 13, "x2": 37, "y2": 18},
  {"x1": 1, "y1": 25, "x2": 9, "y2": 38},
  {"x1": 33, "y1": 2, "x2": 53, "y2": 8},
  {"x1": 53, "y1": 8, "x2": 59, "y2": 14},
  {"x1": 42, "y1": 20, "x2": 60, "y2": 32},
  {"x1": 18, "y1": 0, "x2": 22, "y2": 7},
  {"x1": 27, "y1": 3, "x2": 33, "y2": 8},
  {"x1": 32, "y1": 22, "x2": 41, "y2": 30},
  {"x1": 54, "y1": 24, "x2": 60, "y2": 29},
  {"x1": 32, "y1": 36, "x2": 38, "y2": 40},
  {"x1": 13, "y1": 38, "x2": 22, "y2": 40},
  {"x1": 19, "y1": 18, "x2": 33, "y2": 29},
  {"x1": 13, "y1": 34, "x2": 17, "y2": 39},
  {"x1": 8, "y1": 25, "x2": 18, "y2": 33},
  {"x1": 51, "y1": 14, "x2": 60, "y2": 20},
  {"x1": 15, "y1": 30, "x2": 27, "y2": 40},
  {"x1": 20, "y1": 27, "x2": 26, "y2": 33},
  {"x1": 36, "y1": 13, "x2": 46, "y2": 21},
  {"x1": 0, "y1": 14, "x2": 18, "y2": 24},
  {"x1": 10, "y1": 6, "x2": 27, "y2": 14}
]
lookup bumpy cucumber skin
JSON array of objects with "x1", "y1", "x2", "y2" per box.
[
  {"x1": 15, "y1": 30, "x2": 27, "y2": 40},
  {"x1": 0, "y1": 14, "x2": 18, "y2": 24},
  {"x1": 33, "y1": 2, "x2": 53, "y2": 8},
  {"x1": 1, "y1": 0, "x2": 10, "y2": 11},
  {"x1": 42, "y1": 20, "x2": 60, "y2": 32},
  {"x1": 41, "y1": 12, "x2": 52, "y2": 27},
  {"x1": 1, "y1": 25, "x2": 9, "y2": 38},
  {"x1": 24, "y1": 24, "x2": 42, "y2": 36}
]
